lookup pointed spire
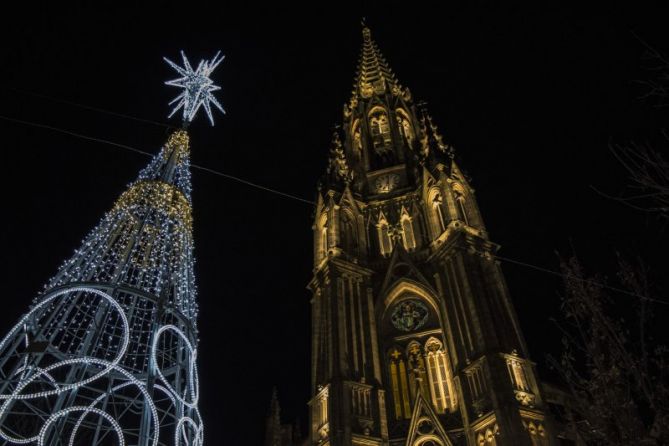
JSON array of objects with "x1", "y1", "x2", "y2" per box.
[
  {"x1": 265, "y1": 387, "x2": 282, "y2": 446},
  {"x1": 353, "y1": 24, "x2": 402, "y2": 99},
  {"x1": 417, "y1": 102, "x2": 454, "y2": 164},
  {"x1": 325, "y1": 127, "x2": 353, "y2": 186},
  {"x1": 269, "y1": 386, "x2": 280, "y2": 416}
]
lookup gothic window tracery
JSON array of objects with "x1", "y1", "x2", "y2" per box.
[
  {"x1": 369, "y1": 109, "x2": 393, "y2": 156},
  {"x1": 424, "y1": 338, "x2": 454, "y2": 413},
  {"x1": 340, "y1": 211, "x2": 358, "y2": 256},
  {"x1": 466, "y1": 364, "x2": 487, "y2": 401},
  {"x1": 401, "y1": 210, "x2": 417, "y2": 251},
  {"x1": 396, "y1": 109, "x2": 414, "y2": 147},
  {"x1": 452, "y1": 184, "x2": 469, "y2": 225},
  {"x1": 391, "y1": 299, "x2": 429, "y2": 332},
  {"x1": 507, "y1": 357, "x2": 530, "y2": 392},
  {"x1": 317, "y1": 213, "x2": 328, "y2": 262},
  {"x1": 407, "y1": 341, "x2": 429, "y2": 400},
  {"x1": 388, "y1": 347, "x2": 412, "y2": 419},
  {"x1": 377, "y1": 214, "x2": 392, "y2": 256}
]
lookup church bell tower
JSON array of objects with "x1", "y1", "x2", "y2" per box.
[{"x1": 307, "y1": 27, "x2": 554, "y2": 446}]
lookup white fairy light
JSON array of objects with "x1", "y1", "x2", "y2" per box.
[
  {"x1": 164, "y1": 51, "x2": 225, "y2": 125},
  {"x1": 0, "y1": 130, "x2": 203, "y2": 444}
]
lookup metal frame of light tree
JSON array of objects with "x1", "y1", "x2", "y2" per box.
[{"x1": 0, "y1": 51, "x2": 224, "y2": 445}]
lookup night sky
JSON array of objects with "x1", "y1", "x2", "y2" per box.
[{"x1": 2, "y1": 4, "x2": 668, "y2": 445}]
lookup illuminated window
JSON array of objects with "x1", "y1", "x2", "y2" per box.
[
  {"x1": 401, "y1": 210, "x2": 416, "y2": 251},
  {"x1": 407, "y1": 341, "x2": 428, "y2": 401},
  {"x1": 506, "y1": 357, "x2": 530, "y2": 392},
  {"x1": 317, "y1": 214, "x2": 328, "y2": 262},
  {"x1": 396, "y1": 110, "x2": 414, "y2": 147},
  {"x1": 388, "y1": 348, "x2": 411, "y2": 419},
  {"x1": 453, "y1": 184, "x2": 469, "y2": 225},
  {"x1": 377, "y1": 215, "x2": 392, "y2": 256},
  {"x1": 425, "y1": 338, "x2": 454, "y2": 413},
  {"x1": 370, "y1": 111, "x2": 392, "y2": 153}
]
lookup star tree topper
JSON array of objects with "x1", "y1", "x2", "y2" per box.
[{"x1": 164, "y1": 50, "x2": 226, "y2": 126}]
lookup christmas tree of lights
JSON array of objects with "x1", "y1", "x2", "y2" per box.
[{"x1": 0, "y1": 51, "x2": 224, "y2": 445}]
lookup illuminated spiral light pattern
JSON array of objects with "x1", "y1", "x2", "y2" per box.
[{"x1": 0, "y1": 131, "x2": 204, "y2": 445}]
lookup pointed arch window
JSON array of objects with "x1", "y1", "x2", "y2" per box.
[
  {"x1": 407, "y1": 341, "x2": 428, "y2": 401},
  {"x1": 377, "y1": 215, "x2": 392, "y2": 256},
  {"x1": 452, "y1": 185, "x2": 469, "y2": 225},
  {"x1": 317, "y1": 213, "x2": 329, "y2": 262},
  {"x1": 396, "y1": 109, "x2": 414, "y2": 147},
  {"x1": 388, "y1": 348, "x2": 412, "y2": 419},
  {"x1": 340, "y1": 212, "x2": 357, "y2": 256},
  {"x1": 401, "y1": 210, "x2": 417, "y2": 251},
  {"x1": 425, "y1": 338, "x2": 455, "y2": 413},
  {"x1": 370, "y1": 110, "x2": 392, "y2": 153},
  {"x1": 506, "y1": 357, "x2": 530, "y2": 392}
]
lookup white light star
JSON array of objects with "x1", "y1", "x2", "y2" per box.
[{"x1": 164, "y1": 50, "x2": 225, "y2": 126}]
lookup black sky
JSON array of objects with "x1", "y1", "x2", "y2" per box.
[{"x1": 2, "y1": 3, "x2": 669, "y2": 445}]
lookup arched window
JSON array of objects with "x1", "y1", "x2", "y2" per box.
[
  {"x1": 369, "y1": 110, "x2": 392, "y2": 154},
  {"x1": 317, "y1": 214, "x2": 328, "y2": 262},
  {"x1": 377, "y1": 214, "x2": 392, "y2": 256},
  {"x1": 401, "y1": 210, "x2": 416, "y2": 251},
  {"x1": 340, "y1": 212, "x2": 357, "y2": 255},
  {"x1": 506, "y1": 357, "x2": 530, "y2": 392},
  {"x1": 425, "y1": 338, "x2": 455, "y2": 413},
  {"x1": 396, "y1": 109, "x2": 414, "y2": 147},
  {"x1": 407, "y1": 341, "x2": 428, "y2": 400},
  {"x1": 452, "y1": 184, "x2": 469, "y2": 225},
  {"x1": 388, "y1": 348, "x2": 411, "y2": 419}
]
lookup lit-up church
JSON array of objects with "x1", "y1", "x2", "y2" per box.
[{"x1": 267, "y1": 26, "x2": 558, "y2": 446}]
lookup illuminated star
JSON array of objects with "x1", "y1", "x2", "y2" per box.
[{"x1": 164, "y1": 51, "x2": 225, "y2": 126}]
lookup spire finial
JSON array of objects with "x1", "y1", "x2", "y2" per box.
[
  {"x1": 270, "y1": 386, "x2": 279, "y2": 412},
  {"x1": 362, "y1": 19, "x2": 371, "y2": 40},
  {"x1": 353, "y1": 22, "x2": 401, "y2": 99}
]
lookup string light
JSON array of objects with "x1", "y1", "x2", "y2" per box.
[
  {"x1": 0, "y1": 130, "x2": 204, "y2": 445},
  {"x1": 164, "y1": 51, "x2": 225, "y2": 126}
]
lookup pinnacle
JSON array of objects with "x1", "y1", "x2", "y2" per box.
[{"x1": 352, "y1": 25, "x2": 401, "y2": 99}]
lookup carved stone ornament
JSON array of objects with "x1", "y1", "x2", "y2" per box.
[
  {"x1": 360, "y1": 81, "x2": 374, "y2": 98},
  {"x1": 514, "y1": 389, "x2": 536, "y2": 407},
  {"x1": 326, "y1": 133, "x2": 353, "y2": 183}
]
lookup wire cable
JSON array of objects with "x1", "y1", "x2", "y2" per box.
[
  {"x1": 3, "y1": 87, "x2": 172, "y2": 129},
  {"x1": 0, "y1": 113, "x2": 664, "y2": 305},
  {"x1": 494, "y1": 254, "x2": 667, "y2": 305},
  {"x1": 0, "y1": 114, "x2": 314, "y2": 205}
]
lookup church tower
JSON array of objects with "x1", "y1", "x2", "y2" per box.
[{"x1": 308, "y1": 27, "x2": 553, "y2": 446}]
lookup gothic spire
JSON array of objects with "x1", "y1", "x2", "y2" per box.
[
  {"x1": 324, "y1": 128, "x2": 353, "y2": 186},
  {"x1": 417, "y1": 103, "x2": 454, "y2": 166},
  {"x1": 353, "y1": 25, "x2": 402, "y2": 99},
  {"x1": 265, "y1": 387, "x2": 282, "y2": 446}
]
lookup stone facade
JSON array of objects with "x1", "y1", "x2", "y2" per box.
[{"x1": 307, "y1": 27, "x2": 554, "y2": 446}]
